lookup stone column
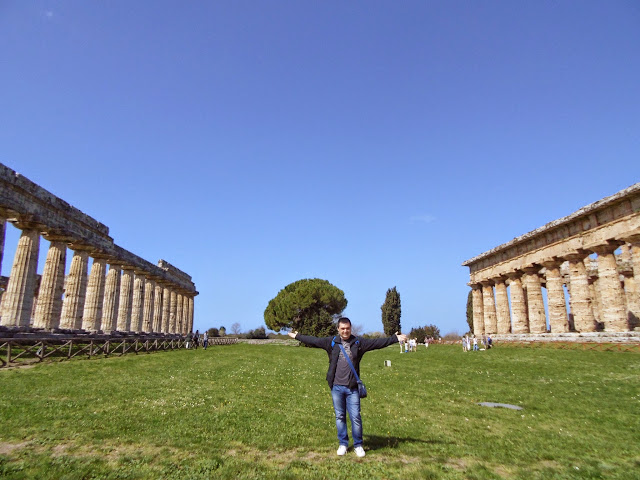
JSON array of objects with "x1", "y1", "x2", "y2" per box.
[
  {"x1": 480, "y1": 281, "x2": 497, "y2": 335},
  {"x1": 492, "y1": 276, "x2": 511, "y2": 334},
  {"x1": 523, "y1": 265, "x2": 547, "y2": 333},
  {"x1": 176, "y1": 293, "x2": 184, "y2": 334},
  {"x1": 33, "y1": 238, "x2": 67, "y2": 329},
  {"x1": 622, "y1": 270, "x2": 639, "y2": 330},
  {"x1": 82, "y1": 256, "x2": 107, "y2": 331},
  {"x1": 540, "y1": 258, "x2": 569, "y2": 333},
  {"x1": 0, "y1": 216, "x2": 5, "y2": 311},
  {"x1": 169, "y1": 289, "x2": 177, "y2": 333},
  {"x1": 619, "y1": 234, "x2": 640, "y2": 330},
  {"x1": 588, "y1": 242, "x2": 628, "y2": 331},
  {"x1": 564, "y1": 252, "x2": 597, "y2": 332},
  {"x1": 181, "y1": 294, "x2": 190, "y2": 334},
  {"x1": 161, "y1": 285, "x2": 171, "y2": 333},
  {"x1": 60, "y1": 247, "x2": 90, "y2": 330},
  {"x1": 0, "y1": 215, "x2": 6, "y2": 273},
  {"x1": 152, "y1": 282, "x2": 163, "y2": 332},
  {"x1": 1, "y1": 226, "x2": 40, "y2": 327},
  {"x1": 130, "y1": 272, "x2": 145, "y2": 333},
  {"x1": 101, "y1": 263, "x2": 121, "y2": 333},
  {"x1": 116, "y1": 268, "x2": 134, "y2": 332},
  {"x1": 142, "y1": 276, "x2": 155, "y2": 332},
  {"x1": 470, "y1": 284, "x2": 484, "y2": 336},
  {"x1": 507, "y1": 272, "x2": 528, "y2": 334},
  {"x1": 188, "y1": 296, "x2": 194, "y2": 333}
]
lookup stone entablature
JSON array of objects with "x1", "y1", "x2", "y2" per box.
[
  {"x1": 0, "y1": 162, "x2": 197, "y2": 334},
  {"x1": 463, "y1": 183, "x2": 640, "y2": 336},
  {"x1": 463, "y1": 182, "x2": 640, "y2": 281}
]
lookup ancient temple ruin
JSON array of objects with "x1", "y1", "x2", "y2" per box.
[
  {"x1": 463, "y1": 183, "x2": 640, "y2": 339},
  {"x1": 0, "y1": 163, "x2": 197, "y2": 334}
]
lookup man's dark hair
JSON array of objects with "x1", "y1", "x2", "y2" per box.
[{"x1": 337, "y1": 317, "x2": 351, "y2": 326}]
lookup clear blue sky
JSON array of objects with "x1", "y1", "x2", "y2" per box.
[{"x1": 1, "y1": 1, "x2": 639, "y2": 336}]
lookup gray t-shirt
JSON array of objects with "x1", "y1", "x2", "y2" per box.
[{"x1": 334, "y1": 340, "x2": 354, "y2": 386}]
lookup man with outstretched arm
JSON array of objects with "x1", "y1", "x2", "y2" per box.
[{"x1": 288, "y1": 317, "x2": 407, "y2": 458}]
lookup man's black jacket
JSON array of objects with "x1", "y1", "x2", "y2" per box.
[{"x1": 294, "y1": 333, "x2": 399, "y2": 390}]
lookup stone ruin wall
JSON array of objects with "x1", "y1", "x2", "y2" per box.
[
  {"x1": 462, "y1": 183, "x2": 640, "y2": 340},
  {"x1": 0, "y1": 162, "x2": 198, "y2": 335}
]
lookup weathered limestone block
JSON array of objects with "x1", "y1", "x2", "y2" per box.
[
  {"x1": 82, "y1": 257, "x2": 107, "y2": 331},
  {"x1": 60, "y1": 248, "x2": 90, "y2": 330},
  {"x1": 116, "y1": 268, "x2": 134, "y2": 331},
  {"x1": 101, "y1": 263, "x2": 121, "y2": 332},
  {"x1": 507, "y1": 272, "x2": 528, "y2": 334},
  {"x1": 470, "y1": 283, "x2": 484, "y2": 336},
  {"x1": 565, "y1": 252, "x2": 597, "y2": 332},
  {"x1": 142, "y1": 277, "x2": 155, "y2": 333},
  {"x1": 33, "y1": 239, "x2": 67, "y2": 329},
  {"x1": 1, "y1": 227, "x2": 40, "y2": 327},
  {"x1": 622, "y1": 272, "x2": 639, "y2": 330},
  {"x1": 188, "y1": 296, "x2": 194, "y2": 333},
  {"x1": 181, "y1": 294, "x2": 190, "y2": 334},
  {"x1": 480, "y1": 281, "x2": 497, "y2": 335},
  {"x1": 152, "y1": 282, "x2": 163, "y2": 332},
  {"x1": 0, "y1": 216, "x2": 5, "y2": 272},
  {"x1": 620, "y1": 234, "x2": 640, "y2": 330},
  {"x1": 588, "y1": 243, "x2": 628, "y2": 331},
  {"x1": 492, "y1": 276, "x2": 511, "y2": 334},
  {"x1": 169, "y1": 289, "x2": 177, "y2": 333},
  {"x1": 176, "y1": 293, "x2": 184, "y2": 334},
  {"x1": 523, "y1": 265, "x2": 547, "y2": 333},
  {"x1": 540, "y1": 258, "x2": 569, "y2": 333},
  {"x1": 130, "y1": 272, "x2": 145, "y2": 332},
  {"x1": 161, "y1": 285, "x2": 171, "y2": 333}
]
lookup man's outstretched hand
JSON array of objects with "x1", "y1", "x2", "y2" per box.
[
  {"x1": 396, "y1": 332, "x2": 408, "y2": 343},
  {"x1": 288, "y1": 331, "x2": 298, "y2": 339}
]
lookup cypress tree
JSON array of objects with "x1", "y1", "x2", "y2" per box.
[
  {"x1": 381, "y1": 287, "x2": 401, "y2": 335},
  {"x1": 466, "y1": 290, "x2": 474, "y2": 334}
]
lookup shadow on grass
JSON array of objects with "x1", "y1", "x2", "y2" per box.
[{"x1": 365, "y1": 434, "x2": 448, "y2": 451}]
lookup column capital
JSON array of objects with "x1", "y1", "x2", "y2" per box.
[
  {"x1": 506, "y1": 270, "x2": 523, "y2": 280},
  {"x1": 584, "y1": 240, "x2": 624, "y2": 255},
  {"x1": 467, "y1": 282, "x2": 483, "y2": 290},
  {"x1": 67, "y1": 242, "x2": 94, "y2": 252},
  {"x1": 490, "y1": 274, "x2": 508, "y2": 284},
  {"x1": 42, "y1": 230, "x2": 75, "y2": 243},
  {"x1": 564, "y1": 249, "x2": 591, "y2": 262},
  {"x1": 522, "y1": 263, "x2": 542, "y2": 274},
  {"x1": 539, "y1": 257, "x2": 564, "y2": 269},
  {"x1": 11, "y1": 217, "x2": 45, "y2": 231},
  {"x1": 479, "y1": 279, "x2": 495, "y2": 287},
  {"x1": 616, "y1": 228, "x2": 640, "y2": 245}
]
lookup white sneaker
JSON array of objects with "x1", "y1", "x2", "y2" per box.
[
  {"x1": 337, "y1": 445, "x2": 347, "y2": 456},
  {"x1": 354, "y1": 446, "x2": 366, "y2": 457}
]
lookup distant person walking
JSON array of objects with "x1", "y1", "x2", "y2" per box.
[
  {"x1": 288, "y1": 317, "x2": 407, "y2": 458},
  {"x1": 203, "y1": 331, "x2": 209, "y2": 350}
]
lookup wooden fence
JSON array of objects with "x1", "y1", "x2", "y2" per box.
[{"x1": 0, "y1": 334, "x2": 238, "y2": 368}]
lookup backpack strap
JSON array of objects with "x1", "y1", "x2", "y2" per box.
[{"x1": 332, "y1": 336, "x2": 360, "y2": 348}]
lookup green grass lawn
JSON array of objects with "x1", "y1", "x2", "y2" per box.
[{"x1": 0, "y1": 343, "x2": 638, "y2": 479}]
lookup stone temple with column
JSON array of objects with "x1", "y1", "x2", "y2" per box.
[
  {"x1": 463, "y1": 183, "x2": 640, "y2": 342},
  {"x1": 0, "y1": 162, "x2": 197, "y2": 335}
]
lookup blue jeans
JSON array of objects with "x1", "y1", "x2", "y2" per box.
[{"x1": 331, "y1": 385, "x2": 363, "y2": 447}]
